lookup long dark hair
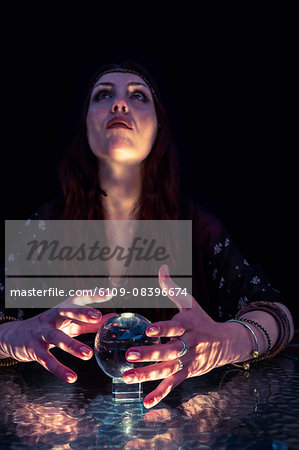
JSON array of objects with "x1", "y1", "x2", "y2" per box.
[{"x1": 58, "y1": 60, "x2": 182, "y2": 219}]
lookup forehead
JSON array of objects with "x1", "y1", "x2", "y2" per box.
[{"x1": 94, "y1": 71, "x2": 152, "y2": 91}]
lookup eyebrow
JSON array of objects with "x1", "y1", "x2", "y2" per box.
[{"x1": 94, "y1": 81, "x2": 150, "y2": 90}]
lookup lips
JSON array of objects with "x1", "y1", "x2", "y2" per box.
[{"x1": 106, "y1": 117, "x2": 133, "y2": 130}]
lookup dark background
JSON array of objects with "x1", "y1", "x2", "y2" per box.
[{"x1": 2, "y1": 13, "x2": 298, "y2": 326}]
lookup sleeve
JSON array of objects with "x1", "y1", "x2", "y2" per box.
[
  {"x1": 0, "y1": 217, "x2": 42, "y2": 320},
  {"x1": 1, "y1": 200, "x2": 59, "y2": 320},
  {"x1": 197, "y1": 208, "x2": 286, "y2": 321}
]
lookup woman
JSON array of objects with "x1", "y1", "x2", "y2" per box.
[{"x1": 0, "y1": 61, "x2": 294, "y2": 409}]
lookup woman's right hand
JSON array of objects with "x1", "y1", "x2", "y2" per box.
[{"x1": 0, "y1": 291, "x2": 116, "y2": 383}]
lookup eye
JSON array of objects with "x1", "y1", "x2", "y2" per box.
[
  {"x1": 131, "y1": 90, "x2": 148, "y2": 102},
  {"x1": 93, "y1": 89, "x2": 112, "y2": 102}
]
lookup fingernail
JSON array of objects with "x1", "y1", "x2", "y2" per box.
[
  {"x1": 80, "y1": 346, "x2": 92, "y2": 356},
  {"x1": 160, "y1": 265, "x2": 168, "y2": 275},
  {"x1": 66, "y1": 372, "x2": 76, "y2": 383},
  {"x1": 127, "y1": 351, "x2": 141, "y2": 360},
  {"x1": 87, "y1": 310, "x2": 100, "y2": 318},
  {"x1": 147, "y1": 326, "x2": 159, "y2": 335},
  {"x1": 146, "y1": 397, "x2": 157, "y2": 408},
  {"x1": 123, "y1": 371, "x2": 137, "y2": 383}
]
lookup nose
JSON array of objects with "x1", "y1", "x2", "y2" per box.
[{"x1": 111, "y1": 99, "x2": 129, "y2": 114}]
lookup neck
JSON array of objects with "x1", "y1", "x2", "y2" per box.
[{"x1": 98, "y1": 161, "x2": 142, "y2": 219}]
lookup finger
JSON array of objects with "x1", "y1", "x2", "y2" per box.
[
  {"x1": 56, "y1": 307, "x2": 102, "y2": 323},
  {"x1": 36, "y1": 348, "x2": 78, "y2": 383},
  {"x1": 143, "y1": 369, "x2": 187, "y2": 409},
  {"x1": 126, "y1": 335, "x2": 192, "y2": 362},
  {"x1": 42, "y1": 328, "x2": 94, "y2": 360},
  {"x1": 145, "y1": 319, "x2": 185, "y2": 338},
  {"x1": 51, "y1": 311, "x2": 117, "y2": 336},
  {"x1": 158, "y1": 265, "x2": 194, "y2": 311},
  {"x1": 56, "y1": 289, "x2": 114, "y2": 309},
  {"x1": 71, "y1": 288, "x2": 114, "y2": 306},
  {"x1": 123, "y1": 358, "x2": 185, "y2": 384},
  {"x1": 69, "y1": 312, "x2": 118, "y2": 335}
]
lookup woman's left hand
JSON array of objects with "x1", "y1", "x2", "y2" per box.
[{"x1": 123, "y1": 264, "x2": 243, "y2": 408}]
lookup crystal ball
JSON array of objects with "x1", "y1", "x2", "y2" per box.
[{"x1": 94, "y1": 313, "x2": 160, "y2": 380}]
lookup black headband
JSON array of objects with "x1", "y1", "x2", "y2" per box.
[{"x1": 91, "y1": 68, "x2": 159, "y2": 99}]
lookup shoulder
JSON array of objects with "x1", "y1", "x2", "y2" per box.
[
  {"x1": 180, "y1": 197, "x2": 224, "y2": 235},
  {"x1": 28, "y1": 194, "x2": 65, "y2": 220}
]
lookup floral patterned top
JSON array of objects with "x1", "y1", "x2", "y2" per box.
[{"x1": 1, "y1": 197, "x2": 285, "y2": 324}]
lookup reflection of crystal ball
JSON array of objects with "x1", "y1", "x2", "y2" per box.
[{"x1": 94, "y1": 313, "x2": 160, "y2": 380}]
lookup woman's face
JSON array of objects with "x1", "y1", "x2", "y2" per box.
[{"x1": 86, "y1": 72, "x2": 158, "y2": 165}]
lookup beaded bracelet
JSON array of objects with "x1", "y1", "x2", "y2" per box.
[{"x1": 0, "y1": 316, "x2": 20, "y2": 367}]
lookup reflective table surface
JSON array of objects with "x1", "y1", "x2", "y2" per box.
[{"x1": 1, "y1": 349, "x2": 299, "y2": 449}]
